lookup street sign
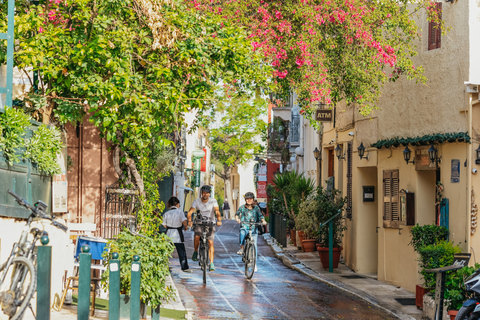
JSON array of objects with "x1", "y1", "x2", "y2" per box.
[
  {"x1": 194, "y1": 158, "x2": 201, "y2": 171},
  {"x1": 315, "y1": 109, "x2": 333, "y2": 122},
  {"x1": 194, "y1": 170, "x2": 200, "y2": 187}
]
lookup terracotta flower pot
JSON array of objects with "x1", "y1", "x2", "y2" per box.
[
  {"x1": 298, "y1": 230, "x2": 305, "y2": 251},
  {"x1": 415, "y1": 284, "x2": 431, "y2": 310},
  {"x1": 302, "y1": 239, "x2": 316, "y2": 252},
  {"x1": 447, "y1": 310, "x2": 458, "y2": 320},
  {"x1": 290, "y1": 229, "x2": 297, "y2": 246},
  {"x1": 317, "y1": 246, "x2": 342, "y2": 269}
]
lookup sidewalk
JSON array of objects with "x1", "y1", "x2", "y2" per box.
[{"x1": 263, "y1": 234, "x2": 424, "y2": 320}]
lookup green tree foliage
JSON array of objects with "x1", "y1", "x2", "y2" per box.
[
  {"x1": 0, "y1": 0, "x2": 270, "y2": 194},
  {"x1": 204, "y1": 95, "x2": 268, "y2": 205}
]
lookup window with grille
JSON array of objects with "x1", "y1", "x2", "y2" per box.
[
  {"x1": 383, "y1": 170, "x2": 400, "y2": 228},
  {"x1": 428, "y1": 3, "x2": 442, "y2": 51}
]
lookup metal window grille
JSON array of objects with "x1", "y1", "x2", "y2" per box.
[{"x1": 103, "y1": 180, "x2": 140, "y2": 239}]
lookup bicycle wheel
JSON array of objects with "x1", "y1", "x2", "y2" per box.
[
  {"x1": 0, "y1": 256, "x2": 36, "y2": 320},
  {"x1": 244, "y1": 243, "x2": 256, "y2": 279},
  {"x1": 199, "y1": 243, "x2": 205, "y2": 270},
  {"x1": 202, "y1": 242, "x2": 208, "y2": 284}
]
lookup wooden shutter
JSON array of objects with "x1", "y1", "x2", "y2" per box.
[
  {"x1": 346, "y1": 142, "x2": 352, "y2": 219},
  {"x1": 383, "y1": 170, "x2": 399, "y2": 228},
  {"x1": 428, "y1": 3, "x2": 442, "y2": 50}
]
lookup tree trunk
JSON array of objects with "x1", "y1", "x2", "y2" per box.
[{"x1": 125, "y1": 157, "x2": 145, "y2": 196}]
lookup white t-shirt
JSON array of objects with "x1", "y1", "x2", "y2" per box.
[
  {"x1": 163, "y1": 207, "x2": 186, "y2": 243},
  {"x1": 191, "y1": 197, "x2": 219, "y2": 221}
]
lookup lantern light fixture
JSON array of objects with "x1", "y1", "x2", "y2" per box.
[
  {"x1": 335, "y1": 144, "x2": 345, "y2": 160},
  {"x1": 357, "y1": 142, "x2": 369, "y2": 160},
  {"x1": 403, "y1": 146, "x2": 415, "y2": 165}
]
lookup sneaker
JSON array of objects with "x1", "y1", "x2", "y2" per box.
[
  {"x1": 236, "y1": 248, "x2": 243, "y2": 255},
  {"x1": 209, "y1": 263, "x2": 215, "y2": 271},
  {"x1": 182, "y1": 269, "x2": 193, "y2": 273},
  {"x1": 192, "y1": 251, "x2": 198, "y2": 261}
]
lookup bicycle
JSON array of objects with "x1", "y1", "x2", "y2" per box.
[
  {"x1": 242, "y1": 220, "x2": 264, "y2": 279},
  {"x1": 193, "y1": 212, "x2": 214, "y2": 284},
  {"x1": 0, "y1": 190, "x2": 67, "y2": 320}
]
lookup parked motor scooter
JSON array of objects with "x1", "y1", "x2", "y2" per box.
[{"x1": 456, "y1": 267, "x2": 480, "y2": 319}]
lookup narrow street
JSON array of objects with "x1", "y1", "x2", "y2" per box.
[{"x1": 169, "y1": 220, "x2": 395, "y2": 319}]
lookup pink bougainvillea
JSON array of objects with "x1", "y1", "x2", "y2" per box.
[{"x1": 190, "y1": 0, "x2": 440, "y2": 116}]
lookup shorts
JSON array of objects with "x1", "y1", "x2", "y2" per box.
[{"x1": 194, "y1": 224, "x2": 216, "y2": 241}]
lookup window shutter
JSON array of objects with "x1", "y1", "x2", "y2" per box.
[
  {"x1": 346, "y1": 142, "x2": 352, "y2": 219},
  {"x1": 428, "y1": 3, "x2": 442, "y2": 50},
  {"x1": 383, "y1": 170, "x2": 399, "y2": 228}
]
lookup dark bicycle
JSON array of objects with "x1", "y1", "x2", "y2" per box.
[
  {"x1": 193, "y1": 213, "x2": 214, "y2": 284},
  {"x1": 0, "y1": 190, "x2": 67, "y2": 320},
  {"x1": 242, "y1": 220, "x2": 264, "y2": 279}
]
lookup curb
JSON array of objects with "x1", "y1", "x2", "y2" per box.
[{"x1": 263, "y1": 234, "x2": 416, "y2": 320}]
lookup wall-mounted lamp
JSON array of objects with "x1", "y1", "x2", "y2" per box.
[
  {"x1": 357, "y1": 142, "x2": 369, "y2": 160},
  {"x1": 475, "y1": 146, "x2": 480, "y2": 165},
  {"x1": 313, "y1": 147, "x2": 321, "y2": 161},
  {"x1": 295, "y1": 147, "x2": 304, "y2": 158},
  {"x1": 428, "y1": 143, "x2": 442, "y2": 164},
  {"x1": 403, "y1": 146, "x2": 415, "y2": 165},
  {"x1": 335, "y1": 144, "x2": 345, "y2": 160},
  {"x1": 290, "y1": 155, "x2": 297, "y2": 163}
]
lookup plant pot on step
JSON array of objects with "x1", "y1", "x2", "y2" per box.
[
  {"x1": 317, "y1": 245, "x2": 342, "y2": 269},
  {"x1": 447, "y1": 310, "x2": 458, "y2": 320},
  {"x1": 290, "y1": 229, "x2": 297, "y2": 246},
  {"x1": 302, "y1": 239, "x2": 316, "y2": 252},
  {"x1": 415, "y1": 284, "x2": 431, "y2": 310},
  {"x1": 298, "y1": 230, "x2": 306, "y2": 251}
]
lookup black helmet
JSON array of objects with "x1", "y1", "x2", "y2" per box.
[
  {"x1": 200, "y1": 185, "x2": 212, "y2": 193},
  {"x1": 244, "y1": 192, "x2": 255, "y2": 199}
]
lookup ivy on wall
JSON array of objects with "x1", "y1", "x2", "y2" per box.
[
  {"x1": 0, "y1": 108, "x2": 63, "y2": 175},
  {"x1": 371, "y1": 132, "x2": 471, "y2": 149}
]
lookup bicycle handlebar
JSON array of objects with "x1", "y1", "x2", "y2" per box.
[{"x1": 8, "y1": 189, "x2": 68, "y2": 232}]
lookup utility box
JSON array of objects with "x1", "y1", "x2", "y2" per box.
[{"x1": 363, "y1": 186, "x2": 375, "y2": 202}]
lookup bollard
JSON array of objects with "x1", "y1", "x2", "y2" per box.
[
  {"x1": 109, "y1": 252, "x2": 120, "y2": 320},
  {"x1": 37, "y1": 235, "x2": 51, "y2": 320},
  {"x1": 151, "y1": 305, "x2": 160, "y2": 320},
  {"x1": 78, "y1": 245, "x2": 92, "y2": 320},
  {"x1": 130, "y1": 255, "x2": 141, "y2": 320}
]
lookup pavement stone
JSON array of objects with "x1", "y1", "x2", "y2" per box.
[{"x1": 263, "y1": 233, "x2": 424, "y2": 320}]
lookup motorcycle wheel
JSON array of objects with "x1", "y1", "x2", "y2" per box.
[{"x1": 456, "y1": 305, "x2": 480, "y2": 320}]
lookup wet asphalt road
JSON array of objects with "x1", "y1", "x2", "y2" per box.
[{"x1": 169, "y1": 220, "x2": 395, "y2": 319}]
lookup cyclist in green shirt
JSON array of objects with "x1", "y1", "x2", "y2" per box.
[{"x1": 235, "y1": 192, "x2": 266, "y2": 270}]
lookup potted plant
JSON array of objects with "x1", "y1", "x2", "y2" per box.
[
  {"x1": 297, "y1": 195, "x2": 319, "y2": 252},
  {"x1": 314, "y1": 183, "x2": 347, "y2": 269},
  {"x1": 271, "y1": 171, "x2": 315, "y2": 250},
  {"x1": 444, "y1": 263, "x2": 480, "y2": 319},
  {"x1": 409, "y1": 224, "x2": 449, "y2": 309},
  {"x1": 101, "y1": 230, "x2": 176, "y2": 318}
]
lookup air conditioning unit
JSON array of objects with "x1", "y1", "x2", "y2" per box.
[{"x1": 467, "y1": 84, "x2": 479, "y2": 93}]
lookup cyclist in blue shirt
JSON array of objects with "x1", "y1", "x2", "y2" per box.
[{"x1": 235, "y1": 192, "x2": 266, "y2": 270}]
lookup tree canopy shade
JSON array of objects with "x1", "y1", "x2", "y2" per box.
[
  {"x1": 0, "y1": 0, "x2": 271, "y2": 194},
  {"x1": 191, "y1": 0, "x2": 445, "y2": 117},
  {"x1": 203, "y1": 94, "x2": 267, "y2": 207}
]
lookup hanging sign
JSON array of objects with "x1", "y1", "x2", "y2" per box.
[
  {"x1": 194, "y1": 170, "x2": 201, "y2": 187},
  {"x1": 194, "y1": 158, "x2": 201, "y2": 171},
  {"x1": 200, "y1": 148, "x2": 207, "y2": 172},
  {"x1": 257, "y1": 181, "x2": 267, "y2": 198},
  {"x1": 315, "y1": 109, "x2": 333, "y2": 122}
]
